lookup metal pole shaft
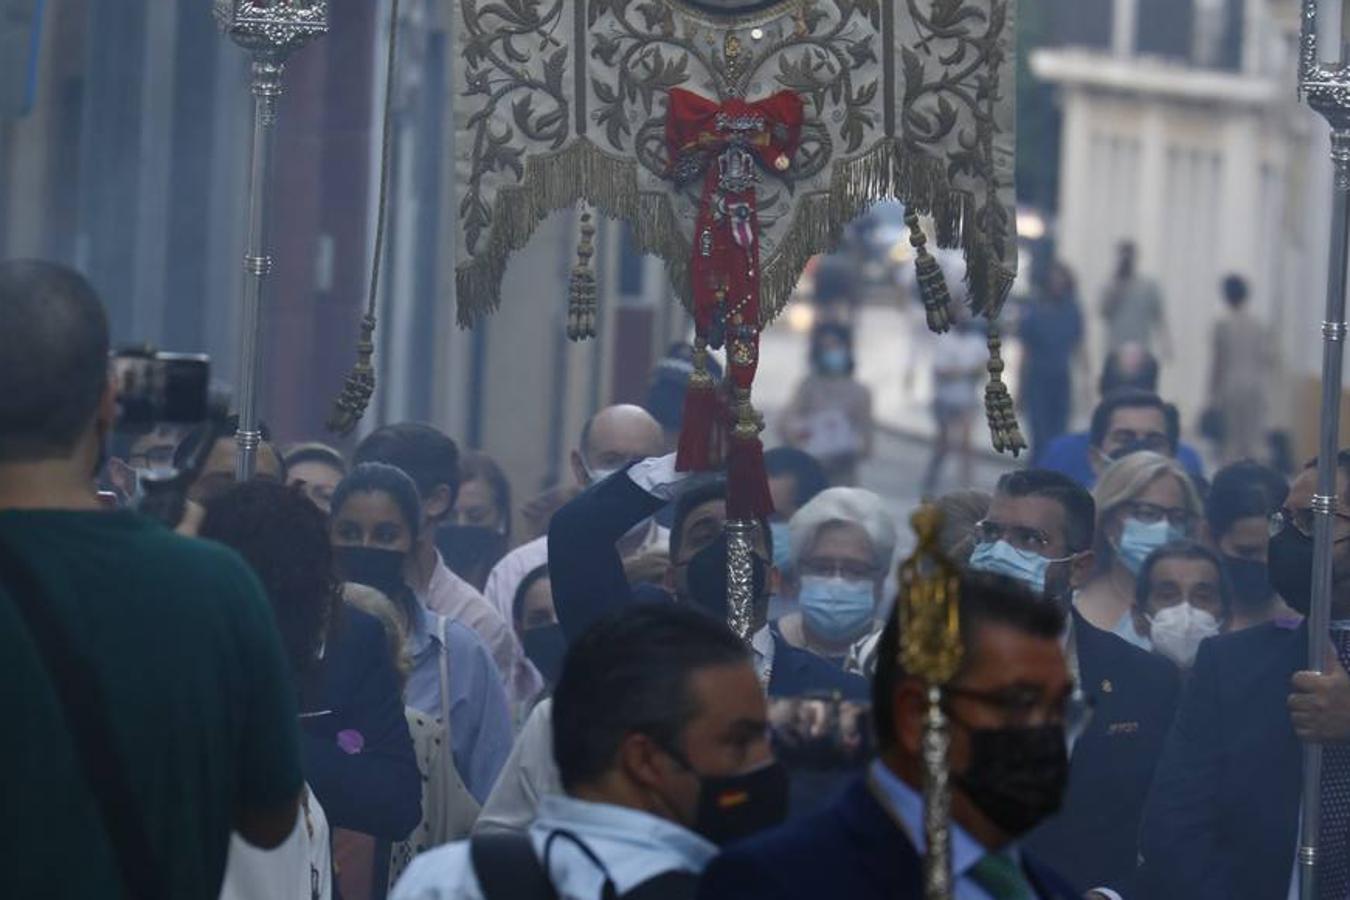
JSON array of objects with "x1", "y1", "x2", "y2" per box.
[
  {"x1": 725, "y1": 519, "x2": 759, "y2": 646},
  {"x1": 234, "y1": 56, "x2": 284, "y2": 482},
  {"x1": 1298, "y1": 126, "x2": 1350, "y2": 900},
  {"x1": 922, "y1": 685, "x2": 954, "y2": 900}
]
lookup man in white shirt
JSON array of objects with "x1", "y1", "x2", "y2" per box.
[
  {"x1": 355, "y1": 423, "x2": 542, "y2": 708},
  {"x1": 483, "y1": 405, "x2": 669, "y2": 628},
  {"x1": 391, "y1": 603, "x2": 787, "y2": 900}
]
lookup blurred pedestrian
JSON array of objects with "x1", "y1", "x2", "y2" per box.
[
  {"x1": 779, "y1": 322, "x2": 874, "y2": 486},
  {"x1": 393, "y1": 604, "x2": 786, "y2": 900},
  {"x1": 777, "y1": 487, "x2": 898, "y2": 667},
  {"x1": 1208, "y1": 275, "x2": 1275, "y2": 464},
  {"x1": 1205, "y1": 460, "x2": 1296, "y2": 630},
  {"x1": 1138, "y1": 454, "x2": 1350, "y2": 899},
  {"x1": 354, "y1": 424, "x2": 541, "y2": 709},
  {"x1": 698, "y1": 574, "x2": 1082, "y2": 900},
  {"x1": 1130, "y1": 541, "x2": 1229, "y2": 670},
  {"x1": 1018, "y1": 261, "x2": 1085, "y2": 463},
  {"x1": 330, "y1": 463, "x2": 513, "y2": 808},
  {"x1": 1077, "y1": 452, "x2": 1202, "y2": 646},
  {"x1": 285, "y1": 441, "x2": 347, "y2": 514},
  {"x1": 1099, "y1": 241, "x2": 1171, "y2": 357},
  {"x1": 482, "y1": 405, "x2": 667, "y2": 629},
  {"x1": 201, "y1": 480, "x2": 419, "y2": 900},
  {"x1": 921, "y1": 309, "x2": 986, "y2": 497},
  {"x1": 965, "y1": 468, "x2": 1179, "y2": 894},
  {"x1": 440, "y1": 450, "x2": 513, "y2": 591},
  {"x1": 0, "y1": 260, "x2": 303, "y2": 899}
]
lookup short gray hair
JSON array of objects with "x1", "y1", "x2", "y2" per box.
[{"x1": 788, "y1": 487, "x2": 899, "y2": 575}]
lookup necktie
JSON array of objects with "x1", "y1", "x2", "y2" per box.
[
  {"x1": 970, "y1": 851, "x2": 1036, "y2": 900},
  {"x1": 1319, "y1": 629, "x2": 1350, "y2": 899}
]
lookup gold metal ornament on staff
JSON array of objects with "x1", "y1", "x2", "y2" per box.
[{"x1": 897, "y1": 505, "x2": 965, "y2": 900}]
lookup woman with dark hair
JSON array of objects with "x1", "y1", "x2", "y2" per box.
[
  {"x1": 1131, "y1": 540, "x2": 1230, "y2": 671},
  {"x1": 511, "y1": 564, "x2": 564, "y2": 692},
  {"x1": 780, "y1": 321, "x2": 874, "y2": 486},
  {"x1": 440, "y1": 451, "x2": 512, "y2": 591},
  {"x1": 1018, "y1": 260, "x2": 1085, "y2": 464},
  {"x1": 201, "y1": 480, "x2": 420, "y2": 900},
  {"x1": 329, "y1": 463, "x2": 513, "y2": 808}
]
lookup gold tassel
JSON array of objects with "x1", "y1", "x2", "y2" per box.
[
  {"x1": 905, "y1": 210, "x2": 951, "y2": 334},
  {"x1": 983, "y1": 318, "x2": 1026, "y2": 457},
  {"x1": 567, "y1": 207, "x2": 598, "y2": 341},
  {"x1": 327, "y1": 314, "x2": 377, "y2": 436}
]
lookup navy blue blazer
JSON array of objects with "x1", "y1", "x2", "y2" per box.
[
  {"x1": 549, "y1": 468, "x2": 868, "y2": 701},
  {"x1": 300, "y1": 605, "x2": 422, "y2": 840},
  {"x1": 1136, "y1": 620, "x2": 1306, "y2": 900},
  {"x1": 697, "y1": 776, "x2": 1080, "y2": 900},
  {"x1": 1022, "y1": 611, "x2": 1181, "y2": 893}
]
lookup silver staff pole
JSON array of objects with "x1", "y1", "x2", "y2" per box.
[
  {"x1": 213, "y1": 1, "x2": 329, "y2": 480},
  {"x1": 1297, "y1": 3, "x2": 1350, "y2": 895}
]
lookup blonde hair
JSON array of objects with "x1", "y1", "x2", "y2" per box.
[
  {"x1": 1092, "y1": 451, "x2": 1201, "y2": 562},
  {"x1": 342, "y1": 582, "x2": 414, "y2": 687}
]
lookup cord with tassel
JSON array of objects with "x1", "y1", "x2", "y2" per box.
[
  {"x1": 327, "y1": 314, "x2": 377, "y2": 435},
  {"x1": 982, "y1": 318, "x2": 1026, "y2": 456},
  {"x1": 905, "y1": 210, "x2": 951, "y2": 334},
  {"x1": 567, "y1": 207, "x2": 597, "y2": 341}
]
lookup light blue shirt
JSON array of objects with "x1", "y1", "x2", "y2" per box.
[
  {"x1": 870, "y1": 760, "x2": 1014, "y2": 900},
  {"x1": 405, "y1": 605, "x2": 514, "y2": 804},
  {"x1": 392, "y1": 794, "x2": 718, "y2": 900}
]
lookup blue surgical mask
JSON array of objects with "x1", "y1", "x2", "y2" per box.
[
  {"x1": 798, "y1": 575, "x2": 876, "y2": 644},
  {"x1": 820, "y1": 348, "x2": 850, "y2": 375},
  {"x1": 769, "y1": 521, "x2": 791, "y2": 572},
  {"x1": 969, "y1": 540, "x2": 1054, "y2": 596},
  {"x1": 1116, "y1": 518, "x2": 1184, "y2": 575}
]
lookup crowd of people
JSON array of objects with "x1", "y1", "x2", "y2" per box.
[{"x1": 3, "y1": 252, "x2": 1348, "y2": 900}]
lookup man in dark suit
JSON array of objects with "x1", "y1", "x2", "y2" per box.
[
  {"x1": 1137, "y1": 457, "x2": 1350, "y2": 899},
  {"x1": 698, "y1": 573, "x2": 1081, "y2": 900},
  {"x1": 966, "y1": 469, "x2": 1180, "y2": 895},
  {"x1": 548, "y1": 453, "x2": 867, "y2": 700}
]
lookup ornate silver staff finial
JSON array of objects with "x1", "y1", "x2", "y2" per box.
[
  {"x1": 214, "y1": 0, "x2": 329, "y2": 480},
  {"x1": 1295, "y1": 3, "x2": 1350, "y2": 898}
]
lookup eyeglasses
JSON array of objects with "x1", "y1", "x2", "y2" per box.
[
  {"x1": 1104, "y1": 430, "x2": 1172, "y2": 455},
  {"x1": 1121, "y1": 500, "x2": 1194, "y2": 530},
  {"x1": 972, "y1": 520, "x2": 1055, "y2": 554},
  {"x1": 1270, "y1": 507, "x2": 1350, "y2": 540},
  {"x1": 945, "y1": 684, "x2": 1095, "y2": 741},
  {"x1": 797, "y1": 557, "x2": 880, "y2": 581}
]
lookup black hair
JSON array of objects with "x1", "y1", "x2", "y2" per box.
[
  {"x1": 1222, "y1": 274, "x2": 1249, "y2": 307},
  {"x1": 1089, "y1": 388, "x2": 1179, "y2": 452},
  {"x1": 670, "y1": 476, "x2": 773, "y2": 563},
  {"x1": 1134, "y1": 540, "x2": 1233, "y2": 620},
  {"x1": 996, "y1": 468, "x2": 1096, "y2": 554},
  {"x1": 199, "y1": 481, "x2": 337, "y2": 676},
  {"x1": 765, "y1": 447, "x2": 830, "y2": 514},
  {"x1": 459, "y1": 450, "x2": 513, "y2": 538},
  {"x1": 1206, "y1": 461, "x2": 1288, "y2": 540},
  {"x1": 552, "y1": 603, "x2": 751, "y2": 791},
  {"x1": 0, "y1": 260, "x2": 110, "y2": 462},
  {"x1": 354, "y1": 423, "x2": 461, "y2": 517},
  {"x1": 872, "y1": 572, "x2": 1065, "y2": 750},
  {"x1": 330, "y1": 462, "x2": 424, "y2": 543},
  {"x1": 1099, "y1": 349, "x2": 1160, "y2": 396},
  {"x1": 513, "y1": 564, "x2": 551, "y2": 629},
  {"x1": 809, "y1": 322, "x2": 855, "y2": 375},
  {"x1": 284, "y1": 442, "x2": 348, "y2": 476},
  {"x1": 172, "y1": 415, "x2": 285, "y2": 479}
]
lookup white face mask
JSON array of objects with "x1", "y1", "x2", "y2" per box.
[{"x1": 1147, "y1": 602, "x2": 1221, "y2": 669}]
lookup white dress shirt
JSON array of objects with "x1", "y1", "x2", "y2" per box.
[
  {"x1": 392, "y1": 795, "x2": 717, "y2": 900},
  {"x1": 474, "y1": 699, "x2": 563, "y2": 835}
]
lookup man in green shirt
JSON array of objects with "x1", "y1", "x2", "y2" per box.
[{"x1": 0, "y1": 260, "x2": 304, "y2": 898}]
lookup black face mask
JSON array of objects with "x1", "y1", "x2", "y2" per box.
[
  {"x1": 437, "y1": 525, "x2": 509, "y2": 577},
  {"x1": 1268, "y1": 527, "x2": 1315, "y2": 616},
  {"x1": 334, "y1": 545, "x2": 408, "y2": 602},
  {"x1": 951, "y1": 723, "x2": 1069, "y2": 838},
  {"x1": 684, "y1": 533, "x2": 768, "y2": 621},
  {"x1": 664, "y1": 753, "x2": 789, "y2": 846},
  {"x1": 1222, "y1": 554, "x2": 1274, "y2": 612},
  {"x1": 521, "y1": 623, "x2": 568, "y2": 688}
]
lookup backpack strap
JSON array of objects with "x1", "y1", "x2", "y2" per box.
[
  {"x1": 0, "y1": 537, "x2": 164, "y2": 900},
  {"x1": 470, "y1": 830, "x2": 559, "y2": 900},
  {"x1": 621, "y1": 870, "x2": 699, "y2": 900}
]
